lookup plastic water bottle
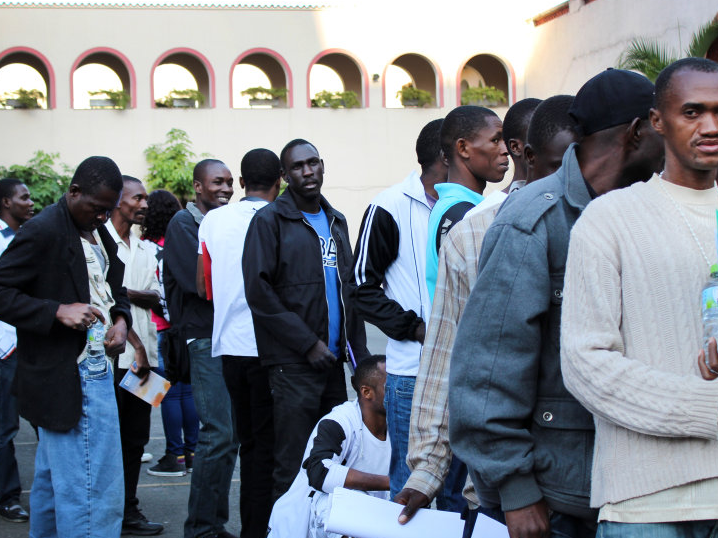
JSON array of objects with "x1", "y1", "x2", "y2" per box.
[
  {"x1": 86, "y1": 320, "x2": 107, "y2": 374},
  {"x1": 702, "y1": 264, "x2": 718, "y2": 362}
]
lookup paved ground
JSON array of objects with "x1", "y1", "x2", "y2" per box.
[{"x1": 0, "y1": 324, "x2": 387, "y2": 537}]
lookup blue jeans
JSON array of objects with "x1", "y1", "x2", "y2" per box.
[
  {"x1": 30, "y1": 355, "x2": 123, "y2": 538},
  {"x1": 598, "y1": 521, "x2": 718, "y2": 538},
  {"x1": 184, "y1": 338, "x2": 239, "y2": 538},
  {"x1": 0, "y1": 353, "x2": 21, "y2": 506},
  {"x1": 156, "y1": 330, "x2": 199, "y2": 456}
]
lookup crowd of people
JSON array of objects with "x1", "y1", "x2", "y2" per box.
[{"x1": 0, "y1": 56, "x2": 717, "y2": 538}]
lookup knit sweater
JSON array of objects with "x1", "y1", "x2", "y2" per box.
[{"x1": 561, "y1": 174, "x2": 718, "y2": 510}]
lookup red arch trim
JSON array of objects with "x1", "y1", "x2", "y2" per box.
[
  {"x1": 230, "y1": 47, "x2": 294, "y2": 108},
  {"x1": 307, "y1": 48, "x2": 370, "y2": 108},
  {"x1": 151, "y1": 47, "x2": 216, "y2": 108},
  {"x1": 456, "y1": 53, "x2": 517, "y2": 107},
  {"x1": 381, "y1": 53, "x2": 444, "y2": 109},
  {"x1": 70, "y1": 47, "x2": 137, "y2": 109},
  {"x1": 0, "y1": 46, "x2": 56, "y2": 109}
]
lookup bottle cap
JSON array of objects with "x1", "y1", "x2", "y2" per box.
[{"x1": 712, "y1": 263, "x2": 718, "y2": 276}]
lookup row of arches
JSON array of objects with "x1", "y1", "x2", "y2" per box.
[{"x1": 0, "y1": 46, "x2": 513, "y2": 110}]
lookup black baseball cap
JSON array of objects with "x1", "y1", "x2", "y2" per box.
[{"x1": 568, "y1": 68, "x2": 655, "y2": 135}]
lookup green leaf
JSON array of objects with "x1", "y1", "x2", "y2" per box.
[
  {"x1": 686, "y1": 19, "x2": 718, "y2": 58},
  {"x1": 617, "y1": 38, "x2": 677, "y2": 82}
]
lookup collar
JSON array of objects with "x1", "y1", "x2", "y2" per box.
[
  {"x1": 105, "y1": 221, "x2": 143, "y2": 250},
  {"x1": 274, "y1": 188, "x2": 344, "y2": 222},
  {"x1": 435, "y1": 182, "x2": 485, "y2": 205},
  {"x1": 0, "y1": 219, "x2": 14, "y2": 238},
  {"x1": 186, "y1": 202, "x2": 205, "y2": 225},
  {"x1": 241, "y1": 196, "x2": 266, "y2": 202},
  {"x1": 401, "y1": 170, "x2": 432, "y2": 207},
  {"x1": 561, "y1": 143, "x2": 593, "y2": 211}
]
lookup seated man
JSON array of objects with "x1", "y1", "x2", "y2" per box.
[{"x1": 267, "y1": 355, "x2": 390, "y2": 538}]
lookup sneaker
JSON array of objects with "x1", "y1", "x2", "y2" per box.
[
  {"x1": 121, "y1": 508, "x2": 163, "y2": 536},
  {"x1": 140, "y1": 452, "x2": 153, "y2": 463},
  {"x1": 184, "y1": 451, "x2": 194, "y2": 473},
  {"x1": 0, "y1": 502, "x2": 29, "y2": 523},
  {"x1": 147, "y1": 453, "x2": 186, "y2": 477}
]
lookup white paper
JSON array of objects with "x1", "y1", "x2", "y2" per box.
[
  {"x1": 324, "y1": 487, "x2": 464, "y2": 538},
  {"x1": 471, "y1": 513, "x2": 509, "y2": 538}
]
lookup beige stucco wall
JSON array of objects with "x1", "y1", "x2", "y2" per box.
[{"x1": 0, "y1": 0, "x2": 716, "y2": 240}]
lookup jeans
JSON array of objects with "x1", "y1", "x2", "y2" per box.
[
  {"x1": 223, "y1": 356, "x2": 274, "y2": 538},
  {"x1": 268, "y1": 360, "x2": 347, "y2": 500},
  {"x1": 184, "y1": 338, "x2": 239, "y2": 538},
  {"x1": 0, "y1": 353, "x2": 21, "y2": 506},
  {"x1": 598, "y1": 521, "x2": 718, "y2": 538},
  {"x1": 156, "y1": 330, "x2": 199, "y2": 457},
  {"x1": 30, "y1": 355, "x2": 123, "y2": 538}
]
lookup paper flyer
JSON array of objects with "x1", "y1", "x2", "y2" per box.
[{"x1": 119, "y1": 369, "x2": 171, "y2": 407}]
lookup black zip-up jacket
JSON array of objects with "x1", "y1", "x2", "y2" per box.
[{"x1": 243, "y1": 189, "x2": 369, "y2": 367}]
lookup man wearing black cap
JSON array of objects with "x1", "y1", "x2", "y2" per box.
[{"x1": 448, "y1": 69, "x2": 664, "y2": 538}]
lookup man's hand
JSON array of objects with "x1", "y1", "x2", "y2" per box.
[
  {"x1": 414, "y1": 321, "x2": 426, "y2": 344},
  {"x1": 306, "y1": 340, "x2": 337, "y2": 371},
  {"x1": 56, "y1": 303, "x2": 105, "y2": 331},
  {"x1": 395, "y1": 488, "x2": 430, "y2": 525},
  {"x1": 127, "y1": 289, "x2": 161, "y2": 312},
  {"x1": 504, "y1": 500, "x2": 550, "y2": 538},
  {"x1": 131, "y1": 345, "x2": 151, "y2": 386},
  {"x1": 698, "y1": 337, "x2": 718, "y2": 380},
  {"x1": 105, "y1": 317, "x2": 128, "y2": 357}
]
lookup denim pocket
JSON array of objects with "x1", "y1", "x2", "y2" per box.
[{"x1": 84, "y1": 355, "x2": 109, "y2": 379}]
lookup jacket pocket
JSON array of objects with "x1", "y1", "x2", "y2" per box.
[{"x1": 531, "y1": 397, "x2": 594, "y2": 497}]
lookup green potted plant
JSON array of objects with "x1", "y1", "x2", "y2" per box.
[
  {"x1": 460, "y1": 85, "x2": 507, "y2": 107},
  {"x1": 3, "y1": 88, "x2": 44, "y2": 109},
  {"x1": 397, "y1": 83, "x2": 432, "y2": 108},
  {"x1": 89, "y1": 89, "x2": 130, "y2": 109},
  {"x1": 311, "y1": 90, "x2": 360, "y2": 109},
  {"x1": 155, "y1": 89, "x2": 205, "y2": 108},
  {"x1": 241, "y1": 86, "x2": 288, "y2": 107}
]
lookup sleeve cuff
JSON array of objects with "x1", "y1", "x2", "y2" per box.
[
  {"x1": 322, "y1": 462, "x2": 350, "y2": 493},
  {"x1": 403, "y1": 468, "x2": 444, "y2": 501},
  {"x1": 498, "y1": 473, "x2": 543, "y2": 512}
]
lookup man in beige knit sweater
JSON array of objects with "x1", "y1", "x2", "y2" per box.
[{"x1": 561, "y1": 58, "x2": 718, "y2": 538}]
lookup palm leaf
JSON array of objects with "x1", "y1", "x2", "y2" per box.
[
  {"x1": 686, "y1": 19, "x2": 718, "y2": 58},
  {"x1": 617, "y1": 38, "x2": 677, "y2": 82}
]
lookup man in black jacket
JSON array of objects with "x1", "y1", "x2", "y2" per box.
[
  {"x1": 0, "y1": 156, "x2": 132, "y2": 537},
  {"x1": 243, "y1": 139, "x2": 369, "y2": 500},
  {"x1": 164, "y1": 159, "x2": 238, "y2": 538}
]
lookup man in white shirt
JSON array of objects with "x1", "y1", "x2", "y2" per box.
[
  {"x1": 196, "y1": 148, "x2": 281, "y2": 538},
  {"x1": 0, "y1": 178, "x2": 33, "y2": 524},
  {"x1": 106, "y1": 175, "x2": 163, "y2": 536}
]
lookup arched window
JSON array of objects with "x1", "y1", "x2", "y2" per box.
[
  {"x1": 71, "y1": 48, "x2": 135, "y2": 109},
  {"x1": 384, "y1": 53, "x2": 442, "y2": 109},
  {"x1": 308, "y1": 50, "x2": 368, "y2": 108},
  {"x1": 152, "y1": 48, "x2": 215, "y2": 109},
  {"x1": 0, "y1": 47, "x2": 54, "y2": 109},
  {"x1": 231, "y1": 49, "x2": 292, "y2": 109},
  {"x1": 457, "y1": 54, "x2": 514, "y2": 108}
]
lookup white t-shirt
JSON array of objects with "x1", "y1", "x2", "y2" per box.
[{"x1": 198, "y1": 198, "x2": 268, "y2": 357}]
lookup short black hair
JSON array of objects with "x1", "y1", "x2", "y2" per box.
[
  {"x1": 655, "y1": 57, "x2": 718, "y2": 111},
  {"x1": 193, "y1": 159, "x2": 226, "y2": 185},
  {"x1": 122, "y1": 175, "x2": 142, "y2": 185},
  {"x1": 440, "y1": 106, "x2": 499, "y2": 159},
  {"x1": 415, "y1": 118, "x2": 444, "y2": 168},
  {"x1": 279, "y1": 138, "x2": 318, "y2": 170},
  {"x1": 71, "y1": 156, "x2": 122, "y2": 195},
  {"x1": 0, "y1": 178, "x2": 24, "y2": 202},
  {"x1": 350, "y1": 355, "x2": 386, "y2": 393},
  {"x1": 502, "y1": 98, "x2": 542, "y2": 148},
  {"x1": 241, "y1": 149, "x2": 281, "y2": 191},
  {"x1": 141, "y1": 189, "x2": 181, "y2": 242},
  {"x1": 527, "y1": 95, "x2": 581, "y2": 154}
]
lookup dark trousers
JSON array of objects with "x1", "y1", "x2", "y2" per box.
[
  {"x1": 114, "y1": 365, "x2": 152, "y2": 515},
  {"x1": 268, "y1": 360, "x2": 347, "y2": 500},
  {"x1": 222, "y1": 356, "x2": 274, "y2": 538},
  {"x1": 0, "y1": 353, "x2": 21, "y2": 506}
]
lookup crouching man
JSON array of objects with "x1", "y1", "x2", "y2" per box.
[{"x1": 267, "y1": 356, "x2": 390, "y2": 538}]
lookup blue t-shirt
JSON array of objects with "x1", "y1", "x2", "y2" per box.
[{"x1": 302, "y1": 208, "x2": 342, "y2": 356}]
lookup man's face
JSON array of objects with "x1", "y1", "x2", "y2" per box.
[
  {"x1": 652, "y1": 69, "x2": 718, "y2": 173},
  {"x1": 5, "y1": 183, "x2": 34, "y2": 224},
  {"x1": 462, "y1": 116, "x2": 510, "y2": 183},
  {"x1": 117, "y1": 181, "x2": 148, "y2": 225},
  {"x1": 67, "y1": 185, "x2": 121, "y2": 232},
  {"x1": 372, "y1": 361, "x2": 387, "y2": 416},
  {"x1": 530, "y1": 129, "x2": 579, "y2": 181},
  {"x1": 195, "y1": 162, "x2": 234, "y2": 211},
  {"x1": 283, "y1": 144, "x2": 324, "y2": 200}
]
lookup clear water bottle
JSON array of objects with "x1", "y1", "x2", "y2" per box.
[
  {"x1": 702, "y1": 264, "x2": 718, "y2": 361},
  {"x1": 86, "y1": 320, "x2": 107, "y2": 374}
]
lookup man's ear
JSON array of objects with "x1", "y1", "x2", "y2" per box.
[
  {"x1": 193, "y1": 180, "x2": 202, "y2": 196},
  {"x1": 508, "y1": 138, "x2": 524, "y2": 160},
  {"x1": 649, "y1": 107, "x2": 663, "y2": 136},
  {"x1": 524, "y1": 144, "x2": 536, "y2": 168},
  {"x1": 67, "y1": 184, "x2": 82, "y2": 199},
  {"x1": 627, "y1": 117, "x2": 643, "y2": 150},
  {"x1": 455, "y1": 138, "x2": 469, "y2": 159},
  {"x1": 359, "y1": 384, "x2": 373, "y2": 401},
  {"x1": 239, "y1": 176, "x2": 246, "y2": 190}
]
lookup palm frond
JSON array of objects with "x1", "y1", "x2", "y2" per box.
[
  {"x1": 686, "y1": 19, "x2": 718, "y2": 58},
  {"x1": 617, "y1": 38, "x2": 677, "y2": 82}
]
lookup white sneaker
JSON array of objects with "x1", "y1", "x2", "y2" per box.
[{"x1": 141, "y1": 452, "x2": 153, "y2": 463}]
